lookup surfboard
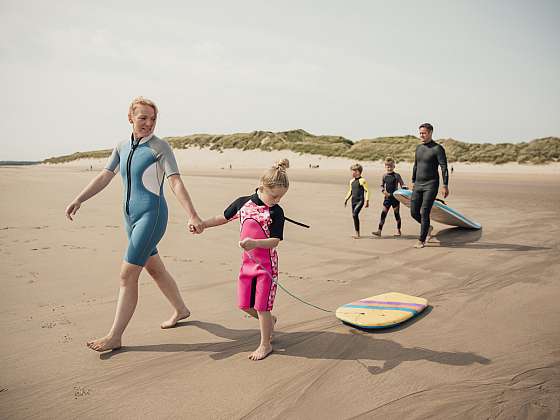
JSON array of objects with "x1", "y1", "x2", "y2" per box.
[
  {"x1": 393, "y1": 188, "x2": 481, "y2": 229},
  {"x1": 336, "y1": 292, "x2": 428, "y2": 329}
]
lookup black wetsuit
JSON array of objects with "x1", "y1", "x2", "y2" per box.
[
  {"x1": 345, "y1": 177, "x2": 369, "y2": 233},
  {"x1": 411, "y1": 140, "x2": 449, "y2": 242},
  {"x1": 378, "y1": 172, "x2": 405, "y2": 231}
]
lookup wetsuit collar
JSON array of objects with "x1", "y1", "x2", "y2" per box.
[
  {"x1": 252, "y1": 189, "x2": 266, "y2": 207},
  {"x1": 131, "y1": 133, "x2": 154, "y2": 146}
]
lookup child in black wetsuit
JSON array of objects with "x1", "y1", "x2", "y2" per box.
[
  {"x1": 344, "y1": 163, "x2": 369, "y2": 239},
  {"x1": 373, "y1": 157, "x2": 406, "y2": 237}
]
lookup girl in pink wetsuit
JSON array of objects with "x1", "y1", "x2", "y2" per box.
[{"x1": 200, "y1": 159, "x2": 289, "y2": 361}]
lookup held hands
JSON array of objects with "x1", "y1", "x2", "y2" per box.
[
  {"x1": 239, "y1": 238, "x2": 256, "y2": 251},
  {"x1": 188, "y1": 215, "x2": 205, "y2": 234},
  {"x1": 365, "y1": 200, "x2": 369, "y2": 208},
  {"x1": 442, "y1": 185, "x2": 449, "y2": 198},
  {"x1": 65, "y1": 200, "x2": 81, "y2": 221}
]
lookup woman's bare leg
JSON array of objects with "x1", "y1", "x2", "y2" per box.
[
  {"x1": 145, "y1": 254, "x2": 190, "y2": 329},
  {"x1": 87, "y1": 261, "x2": 143, "y2": 352}
]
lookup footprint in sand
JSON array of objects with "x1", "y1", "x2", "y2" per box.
[
  {"x1": 32, "y1": 225, "x2": 49, "y2": 230},
  {"x1": 60, "y1": 334, "x2": 72, "y2": 344},
  {"x1": 63, "y1": 244, "x2": 86, "y2": 250},
  {"x1": 327, "y1": 279, "x2": 349, "y2": 285},
  {"x1": 73, "y1": 386, "x2": 91, "y2": 399}
]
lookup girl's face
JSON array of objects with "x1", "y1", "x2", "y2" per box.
[
  {"x1": 385, "y1": 163, "x2": 395, "y2": 173},
  {"x1": 129, "y1": 104, "x2": 157, "y2": 139},
  {"x1": 259, "y1": 185, "x2": 288, "y2": 207},
  {"x1": 351, "y1": 169, "x2": 361, "y2": 178}
]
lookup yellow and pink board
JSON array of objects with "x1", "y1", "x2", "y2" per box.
[{"x1": 336, "y1": 292, "x2": 428, "y2": 329}]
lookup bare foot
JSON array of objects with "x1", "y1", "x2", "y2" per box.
[
  {"x1": 414, "y1": 241, "x2": 425, "y2": 249},
  {"x1": 372, "y1": 230, "x2": 381, "y2": 237},
  {"x1": 249, "y1": 344, "x2": 273, "y2": 361},
  {"x1": 161, "y1": 307, "x2": 191, "y2": 329},
  {"x1": 270, "y1": 315, "x2": 277, "y2": 343},
  {"x1": 352, "y1": 232, "x2": 361, "y2": 239},
  {"x1": 427, "y1": 225, "x2": 434, "y2": 242},
  {"x1": 86, "y1": 335, "x2": 121, "y2": 352},
  {"x1": 394, "y1": 230, "x2": 402, "y2": 237}
]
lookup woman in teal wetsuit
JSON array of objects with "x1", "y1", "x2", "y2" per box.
[{"x1": 65, "y1": 97, "x2": 204, "y2": 352}]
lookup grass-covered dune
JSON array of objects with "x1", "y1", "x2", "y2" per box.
[{"x1": 43, "y1": 130, "x2": 560, "y2": 164}]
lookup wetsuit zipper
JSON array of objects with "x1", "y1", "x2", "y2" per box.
[{"x1": 125, "y1": 139, "x2": 140, "y2": 215}]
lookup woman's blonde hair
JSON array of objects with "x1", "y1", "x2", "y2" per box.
[
  {"x1": 128, "y1": 96, "x2": 159, "y2": 118},
  {"x1": 260, "y1": 158, "x2": 290, "y2": 189}
]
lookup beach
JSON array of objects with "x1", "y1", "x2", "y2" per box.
[{"x1": 1, "y1": 149, "x2": 559, "y2": 419}]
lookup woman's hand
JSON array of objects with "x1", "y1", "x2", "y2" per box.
[
  {"x1": 188, "y1": 215, "x2": 204, "y2": 234},
  {"x1": 65, "y1": 200, "x2": 81, "y2": 221},
  {"x1": 239, "y1": 238, "x2": 256, "y2": 251}
]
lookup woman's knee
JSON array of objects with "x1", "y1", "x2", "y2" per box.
[
  {"x1": 119, "y1": 265, "x2": 141, "y2": 287},
  {"x1": 146, "y1": 263, "x2": 166, "y2": 279}
]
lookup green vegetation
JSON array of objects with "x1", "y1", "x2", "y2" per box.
[
  {"x1": 43, "y1": 149, "x2": 113, "y2": 164},
  {"x1": 43, "y1": 131, "x2": 560, "y2": 165}
]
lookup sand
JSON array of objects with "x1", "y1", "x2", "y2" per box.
[{"x1": 1, "y1": 148, "x2": 559, "y2": 419}]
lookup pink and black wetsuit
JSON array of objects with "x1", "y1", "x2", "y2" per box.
[{"x1": 224, "y1": 192, "x2": 285, "y2": 312}]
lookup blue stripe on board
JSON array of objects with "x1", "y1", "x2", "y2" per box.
[{"x1": 341, "y1": 304, "x2": 418, "y2": 314}]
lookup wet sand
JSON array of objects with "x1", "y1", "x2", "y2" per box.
[{"x1": 1, "y1": 150, "x2": 559, "y2": 419}]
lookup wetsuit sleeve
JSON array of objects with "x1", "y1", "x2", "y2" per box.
[
  {"x1": 269, "y1": 206, "x2": 285, "y2": 240},
  {"x1": 380, "y1": 175, "x2": 385, "y2": 192},
  {"x1": 360, "y1": 178, "x2": 370, "y2": 201},
  {"x1": 344, "y1": 180, "x2": 352, "y2": 201},
  {"x1": 223, "y1": 196, "x2": 250, "y2": 221},
  {"x1": 412, "y1": 146, "x2": 418, "y2": 184},
  {"x1": 159, "y1": 141, "x2": 180, "y2": 177},
  {"x1": 396, "y1": 173, "x2": 405, "y2": 187},
  {"x1": 104, "y1": 146, "x2": 120, "y2": 173},
  {"x1": 437, "y1": 145, "x2": 449, "y2": 186}
]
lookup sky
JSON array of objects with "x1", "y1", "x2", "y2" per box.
[{"x1": 1, "y1": 0, "x2": 559, "y2": 160}]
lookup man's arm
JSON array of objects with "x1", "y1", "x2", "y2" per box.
[{"x1": 437, "y1": 146, "x2": 449, "y2": 197}]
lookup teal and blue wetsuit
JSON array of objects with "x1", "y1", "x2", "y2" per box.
[{"x1": 105, "y1": 134, "x2": 179, "y2": 266}]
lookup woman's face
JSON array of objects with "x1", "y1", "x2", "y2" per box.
[
  {"x1": 129, "y1": 104, "x2": 156, "y2": 139},
  {"x1": 259, "y1": 186, "x2": 288, "y2": 207}
]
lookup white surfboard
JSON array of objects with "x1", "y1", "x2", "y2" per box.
[{"x1": 393, "y1": 189, "x2": 481, "y2": 229}]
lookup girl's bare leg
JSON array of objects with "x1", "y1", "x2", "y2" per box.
[
  {"x1": 145, "y1": 254, "x2": 191, "y2": 329},
  {"x1": 249, "y1": 311, "x2": 274, "y2": 361},
  {"x1": 87, "y1": 261, "x2": 143, "y2": 352}
]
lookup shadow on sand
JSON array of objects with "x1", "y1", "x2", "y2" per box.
[
  {"x1": 434, "y1": 227, "x2": 549, "y2": 251},
  {"x1": 101, "y1": 319, "x2": 490, "y2": 375}
]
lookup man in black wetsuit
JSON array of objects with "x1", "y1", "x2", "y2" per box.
[{"x1": 411, "y1": 123, "x2": 449, "y2": 248}]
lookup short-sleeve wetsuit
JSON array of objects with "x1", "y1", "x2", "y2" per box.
[
  {"x1": 224, "y1": 191, "x2": 284, "y2": 312},
  {"x1": 411, "y1": 140, "x2": 448, "y2": 242},
  {"x1": 105, "y1": 134, "x2": 179, "y2": 266}
]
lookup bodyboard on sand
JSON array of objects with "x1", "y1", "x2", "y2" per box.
[
  {"x1": 393, "y1": 188, "x2": 481, "y2": 229},
  {"x1": 336, "y1": 292, "x2": 428, "y2": 329}
]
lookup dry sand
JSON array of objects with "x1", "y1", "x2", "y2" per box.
[{"x1": 1, "y1": 148, "x2": 559, "y2": 419}]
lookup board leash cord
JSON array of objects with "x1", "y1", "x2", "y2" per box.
[{"x1": 245, "y1": 251, "x2": 364, "y2": 315}]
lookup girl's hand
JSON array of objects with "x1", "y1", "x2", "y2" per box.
[
  {"x1": 189, "y1": 215, "x2": 204, "y2": 234},
  {"x1": 65, "y1": 200, "x2": 81, "y2": 221},
  {"x1": 365, "y1": 200, "x2": 369, "y2": 208},
  {"x1": 239, "y1": 238, "x2": 256, "y2": 251}
]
